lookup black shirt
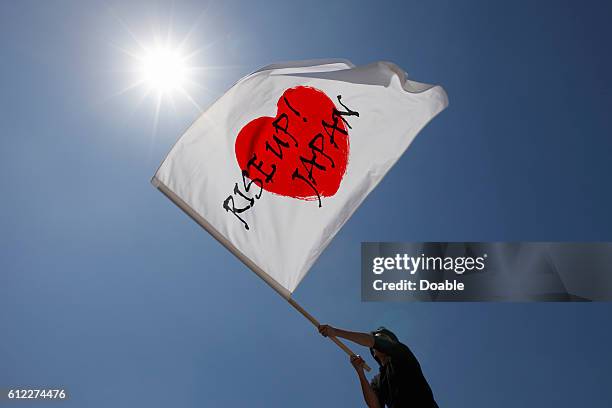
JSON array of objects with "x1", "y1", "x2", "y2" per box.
[{"x1": 370, "y1": 336, "x2": 438, "y2": 408}]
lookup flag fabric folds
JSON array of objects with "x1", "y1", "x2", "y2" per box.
[{"x1": 152, "y1": 59, "x2": 448, "y2": 298}]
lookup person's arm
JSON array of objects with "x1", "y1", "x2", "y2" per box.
[
  {"x1": 318, "y1": 325, "x2": 375, "y2": 348},
  {"x1": 351, "y1": 355, "x2": 381, "y2": 408}
]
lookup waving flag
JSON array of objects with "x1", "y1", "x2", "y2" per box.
[{"x1": 152, "y1": 59, "x2": 447, "y2": 298}]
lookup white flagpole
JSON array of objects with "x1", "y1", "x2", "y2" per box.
[{"x1": 286, "y1": 297, "x2": 371, "y2": 371}]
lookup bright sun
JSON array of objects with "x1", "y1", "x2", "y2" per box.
[
  {"x1": 140, "y1": 46, "x2": 188, "y2": 94},
  {"x1": 119, "y1": 36, "x2": 204, "y2": 117},
  {"x1": 112, "y1": 18, "x2": 211, "y2": 122}
]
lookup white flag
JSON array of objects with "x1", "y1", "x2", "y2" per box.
[{"x1": 152, "y1": 59, "x2": 448, "y2": 298}]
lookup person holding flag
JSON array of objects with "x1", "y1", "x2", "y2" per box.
[
  {"x1": 319, "y1": 325, "x2": 439, "y2": 408},
  {"x1": 152, "y1": 59, "x2": 447, "y2": 403}
]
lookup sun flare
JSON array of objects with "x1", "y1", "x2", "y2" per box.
[
  {"x1": 116, "y1": 33, "x2": 206, "y2": 121},
  {"x1": 110, "y1": 14, "x2": 221, "y2": 129}
]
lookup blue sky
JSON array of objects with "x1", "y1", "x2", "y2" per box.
[{"x1": 1, "y1": 1, "x2": 611, "y2": 407}]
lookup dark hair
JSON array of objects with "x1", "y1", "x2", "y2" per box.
[{"x1": 369, "y1": 326, "x2": 398, "y2": 365}]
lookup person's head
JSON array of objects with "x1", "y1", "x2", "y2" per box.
[{"x1": 369, "y1": 327, "x2": 398, "y2": 366}]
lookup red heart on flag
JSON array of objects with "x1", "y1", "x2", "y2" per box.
[{"x1": 235, "y1": 86, "x2": 349, "y2": 203}]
